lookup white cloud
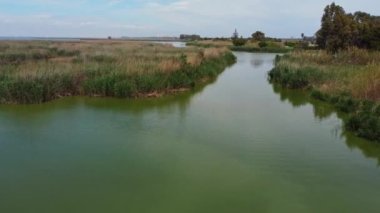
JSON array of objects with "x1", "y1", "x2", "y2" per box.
[
  {"x1": 146, "y1": 1, "x2": 190, "y2": 12},
  {"x1": 0, "y1": 0, "x2": 380, "y2": 37},
  {"x1": 107, "y1": 0, "x2": 123, "y2": 5}
]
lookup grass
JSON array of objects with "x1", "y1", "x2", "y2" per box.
[
  {"x1": 0, "y1": 40, "x2": 236, "y2": 104},
  {"x1": 269, "y1": 48, "x2": 380, "y2": 142},
  {"x1": 187, "y1": 40, "x2": 292, "y2": 53}
]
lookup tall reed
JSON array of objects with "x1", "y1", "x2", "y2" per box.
[{"x1": 0, "y1": 40, "x2": 236, "y2": 104}]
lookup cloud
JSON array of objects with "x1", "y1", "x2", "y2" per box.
[
  {"x1": 107, "y1": 0, "x2": 123, "y2": 5},
  {"x1": 0, "y1": 0, "x2": 379, "y2": 37},
  {"x1": 146, "y1": 1, "x2": 190, "y2": 12}
]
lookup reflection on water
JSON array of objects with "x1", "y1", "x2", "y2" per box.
[
  {"x1": 271, "y1": 83, "x2": 337, "y2": 120},
  {"x1": 152, "y1": 41, "x2": 186, "y2": 48},
  {"x1": 271, "y1": 84, "x2": 310, "y2": 108},
  {"x1": 271, "y1": 82, "x2": 380, "y2": 165},
  {"x1": 250, "y1": 58, "x2": 264, "y2": 67},
  {"x1": 345, "y1": 133, "x2": 380, "y2": 166}
]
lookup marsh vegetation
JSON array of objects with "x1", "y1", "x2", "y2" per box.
[{"x1": 0, "y1": 40, "x2": 235, "y2": 104}]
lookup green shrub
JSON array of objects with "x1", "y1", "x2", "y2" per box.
[
  {"x1": 232, "y1": 38, "x2": 247, "y2": 47},
  {"x1": 347, "y1": 111, "x2": 380, "y2": 142},
  {"x1": 259, "y1": 41, "x2": 268, "y2": 48}
]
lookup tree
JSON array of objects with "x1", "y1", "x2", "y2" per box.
[
  {"x1": 369, "y1": 18, "x2": 380, "y2": 50},
  {"x1": 351, "y1": 12, "x2": 371, "y2": 48},
  {"x1": 252, "y1": 31, "x2": 265, "y2": 41},
  {"x1": 350, "y1": 12, "x2": 380, "y2": 50},
  {"x1": 180, "y1": 34, "x2": 201, "y2": 40},
  {"x1": 316, "y1": 3, "x2": 353, "y2": 52},
  {"x1": 316, "y1": 3, "x2": 380, "y2": 52}
]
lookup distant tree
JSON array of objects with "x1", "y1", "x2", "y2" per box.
[
  {"x1": 301, "y1": 33, "x2": 305, "y2": 39},
  {"x1": 180, "y1": 34, "x2": 201, "y2": 40},
  {"x1": 252, "y1": 31, "x2": 265, "y2": 41}
]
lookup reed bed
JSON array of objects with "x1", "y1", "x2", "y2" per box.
[
  {"x1": 271, "y1": 48, "x2": 380, "y2": 101},
  {"x1": 0, "y1": 40, "x2": 235, "y2": 104}
]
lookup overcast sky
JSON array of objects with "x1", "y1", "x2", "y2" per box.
[{"x1": 0, "y1": 0, "x2": 379, "y2": 38}]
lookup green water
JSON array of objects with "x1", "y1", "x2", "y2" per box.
[{"x1": 1, "y1": 52, "x2": 380, "y2": 213}]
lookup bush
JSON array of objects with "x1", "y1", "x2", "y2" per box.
[
  {"x1": 346, "y1": 110, "x2": 380, "y2": 142},
  {"x1": 268, "y1": 66, "x2": 322, "y2": 89},
  {"x1": 232, "y1": 38, "x2": 247, "y2": 47},
  {"x1": 258, "y1": 41, "x2": 268, "y2": 48}
]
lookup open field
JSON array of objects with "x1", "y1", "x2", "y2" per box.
[
  {"x1": 269, "y1": 48, "x2": 380, "y2": 141},
  {"x1": 0, "y1": 40, "x2": 235, "y2": 104}
]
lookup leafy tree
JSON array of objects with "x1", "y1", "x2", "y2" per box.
[
  {"x1": 252, "y1": 31, "x2": 265, "y2": 41},
  {"x1": 316, "y1": 3, "x2": 353, "y2": 52},
  {"x1": 351, "y1": 12, "x2": 380, "y2": 50},
  {"x1": 370, "y1": 19, "x2": 380, "y2": 50},
  {"x1": 316, "y1": 3, "x2": 380, "y2": 52},
  {"x1": 351, "y1": 12, "x2": 372, "y2": 48}
]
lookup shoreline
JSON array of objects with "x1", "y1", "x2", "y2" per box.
[{"x1": 269, "y1": 51, "x2": 380, "y2": 142}]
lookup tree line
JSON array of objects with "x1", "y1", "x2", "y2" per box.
[{"x1": 316, "y1": 3, "x2": 380, "y2": 52}]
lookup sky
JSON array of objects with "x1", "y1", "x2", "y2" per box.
[{"x1": 0, "y1": 0, "x2": 379, "y2": 38}]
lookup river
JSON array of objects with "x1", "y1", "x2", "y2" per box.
[{"x1": 0, "y1": 52, "x2": 379, "y2": 212}]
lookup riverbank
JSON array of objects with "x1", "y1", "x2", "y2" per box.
[
  {"x1": 0, "y1": 41, "x2": 236, "y2": 104},
  {"x1": 187, "y1": 40, "x2": 292, "y2": 53},
  {"x1": 269, "y1": 48, "x2": 380, "y2": 142}
]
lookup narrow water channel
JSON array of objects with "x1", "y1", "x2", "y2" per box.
[{"x1": 0, "y1": 52, "x2": 379, "y2": 213}]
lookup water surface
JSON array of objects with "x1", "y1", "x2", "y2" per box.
[
  {"x1": 153, "y1": 41, "x2": 187, "y2": 48},
  {"x1": 1, "y1": 53, "x2": 380, "y2": 213}
]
